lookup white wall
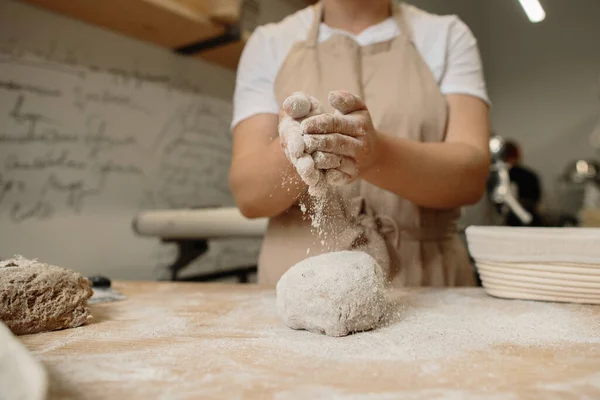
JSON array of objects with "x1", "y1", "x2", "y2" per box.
[{"x1": 0, "y1": 0, "x2": 301, "y2": 280}]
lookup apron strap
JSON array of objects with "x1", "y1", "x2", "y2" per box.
[
  {"x1": 349, "y1": 196, "x2": 457, "y2": 247},
  {"x1": 391, "y1": 2, "x2": 415, "y2": 44},
  {"x1": 307, "y1": 3, "x2": 323, "y2": 47}
]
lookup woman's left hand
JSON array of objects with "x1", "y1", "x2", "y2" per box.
[{"x1": 301, "y1": 90, "x2": 379, "y2": 183}]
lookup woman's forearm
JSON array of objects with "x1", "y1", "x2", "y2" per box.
[
  {"x1": 229, "y1": 137, "x2": 307, "y2": 218},
  {"x1": 363, "y1": 133, "x2": 490, "y2": 209}
]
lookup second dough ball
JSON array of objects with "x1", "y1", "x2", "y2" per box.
[{"x1": 276, "y1": 250, "x2": 387, "y2": 337}]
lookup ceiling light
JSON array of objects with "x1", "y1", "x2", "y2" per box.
[{"x1": 518, "y1": 0, "x2": 546, "y2": 23}]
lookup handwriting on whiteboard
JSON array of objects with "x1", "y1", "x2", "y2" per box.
[{"x1": 0, "y1": 53, "x2": 234, "y2": 223}]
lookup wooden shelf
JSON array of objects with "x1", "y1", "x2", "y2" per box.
[
  {"x1": 192, "y1": 33, "x2": 249, "y2": 71},
  {"x1": 20, "y1": 0, "x2": 248, "y2": 70}
]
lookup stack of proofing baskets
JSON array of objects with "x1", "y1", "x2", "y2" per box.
[{"x1": 466, "y1": 226, "x2": 600, "y2": 304}]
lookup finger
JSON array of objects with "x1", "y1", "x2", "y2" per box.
[
  {"x1": 278, "y1": 114, "x2": 297, "y2": 135},
  {"x1": 301, "y1": 113, "x2": 365, "y2": 137},
  {"x1": 295, "y1": 154, "x2": 320, "y2": 186},
  {"x1": 278, "y1": 117, "x2": 305, "y2": 158},
  {"x1": 325, "y1": 169, "x2": 354, "y2": 186},
  {"x1": 308, "y1": 176, "x2": 327, "y2": 197},
  {"x1": 312, "y1": 151, "x2": 342, "y2": 169},
  {"x1": 306, "y1": 95, "x2": 324, "y2": 117},
  {"x1": 283, "y1": 92, "x2": 312, "y2": 119},
  {"x1": 337, "y1": 156, "x2": 358, "y2": 178},
  {"x1": 303, "y1": 133, "x2": 361, "y2": 157},
  {"x1": 328, "y1": 90, "x2": 367, "y2": 115}
]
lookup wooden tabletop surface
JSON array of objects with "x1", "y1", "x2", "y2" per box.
[{"x1": 20, "y1": 282, "x2": 600, "y2": 400}]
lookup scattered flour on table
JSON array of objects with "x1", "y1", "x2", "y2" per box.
[
  {"x1": 211, "y1": 290, "x2": 600, "y2": 362},
  {"x1": 25, "y1": 289, "x2": 600, "y2": 398}
]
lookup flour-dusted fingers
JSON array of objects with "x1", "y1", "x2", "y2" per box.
[
  {"x1": 278, "y1": 115, "x2": 305, "y2": 158},
  {"x1": 283, "y1": 92, "x2": 312, "y2": 119},
  {"x1": 306, "y1": 95, "x2": 325, "y2": 117},
  {"x1": 325, "y1": 169, "x2": 354, "y2": 186},
  {"x1": 303, "y1": 133, "x2": 361, "y2": 157},
  {"x1": 337, "y1": 156, "x2": 359, "y2": 178},
  {"x1": 324, "y1": 156, "x2": 357, "y2": 186},
  {"x1": 301, "y1": 113, "x2": 365, "y2": 137},
  {"x1": 301, "y1": 91, "x2": 379, "y2": 173},
  {"x1": 312, "y1": 151, "x2": 343, "y2": 169},
  {"x1": 328, "y1": 90, "x2": 367, "y2": 115},
  {"x1": 295, "y1": 154, "x2": 321, "y2": 186}
]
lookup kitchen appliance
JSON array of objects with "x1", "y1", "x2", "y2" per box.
[
  {"x1": 132, "y1": 208, "x2": 267, "y2": 282},
  {"x1": 486, "y1": 135, "x2": 533, "y2": 225},
  {"x1": 555, "y1": 159, "x2": 600, "y2": 227}
]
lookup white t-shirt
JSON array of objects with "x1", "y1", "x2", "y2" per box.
[{"x1": 232, "y1": 2, "x2": 490, "y2": 130}]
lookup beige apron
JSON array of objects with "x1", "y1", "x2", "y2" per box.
[{"x1": 258, "y1": 1, "x2": 476, "y2": 288}]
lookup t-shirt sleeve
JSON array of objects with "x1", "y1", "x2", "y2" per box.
[
  {"x1": 231, "y1": 28, "x2": 280, "y2": 130},
  {"x1": 440, "y1": 17, "x2": 490, "y2": 105}
]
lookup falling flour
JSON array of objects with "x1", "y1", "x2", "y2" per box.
[
  {"x1": 279, "y1": 92, "x2": 324, "y2": 194},
  {"x1": 280, "y1": 91, "x2": 367, "y2": 255},
  {"x1": 279, "y1": 92, "x2": 339, "y2": 242}
]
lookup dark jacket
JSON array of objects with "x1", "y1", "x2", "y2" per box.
[{"x1": 506, "y1": 164, "x2": 543, "y2": 226}]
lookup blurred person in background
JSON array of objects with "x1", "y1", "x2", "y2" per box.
[{"x1": 502, "y1": 140, "x2": 544, "y2": 226}]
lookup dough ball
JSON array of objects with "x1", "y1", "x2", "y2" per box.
[
  {"x1": 276, "y1": 251, "x2": 387, "y2": 337},
  {"x1": 0, "y1": 255, "x2": 93, "y2": 335}
]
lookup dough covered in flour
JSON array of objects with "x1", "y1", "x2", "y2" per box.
[
  {"x1": 276, "y1": 251, "x2": 387, "y2": 337},
  {"x1": 0, "y1": 255, "x2": 93, "y2": 335}
]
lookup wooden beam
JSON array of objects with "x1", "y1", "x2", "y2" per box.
[
  {"x1": 194, "y1": 32, "x2": 249, "y2": 70},
  {"x1": 19, "y1": 0, "x2": 247, "y2": 69},
  {"x1": 18, "y1": 0, "x2": 312, "y2": 70}
]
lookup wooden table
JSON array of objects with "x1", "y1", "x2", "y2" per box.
[{"x1": 20, "y1": 282, "x2": 600, "y2": 399}]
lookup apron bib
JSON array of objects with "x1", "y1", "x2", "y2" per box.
[{"x1": 258, "y1": 1, "x2": 476, "y2": 288}]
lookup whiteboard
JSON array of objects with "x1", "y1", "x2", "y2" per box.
[{"x1": 0, "y1": 52, "x2": 260, "y2": 280}]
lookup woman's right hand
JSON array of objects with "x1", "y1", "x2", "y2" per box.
[
  {"x1": 279, "y1": 92, "x2": 350, "y2": 187},
  {"x1": 278, "y1": 92, "x2": 323, "y2": 187}
]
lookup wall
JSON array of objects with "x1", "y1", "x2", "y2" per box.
[
  {"x1": 482, "y1": 0, "x2": 600, "y2": 209},
  {"x1": 410, "y1": 0, "x2": 484, "y2": 41},
  {"x1": 0, "y1": 0, "x2": 236, "y2": 101},
  {"x1": 0, "y1": 0, "x2": 307, "y2": 100},
  {"x1": 0, "y1": 0, "x2": 301, "y2": 280},
  {"x1": 4, "y1": 0, "x2": 597, "y2": 280},
  {"x1": 412, "y1": 0, "x2": 600, "y2": 219},
  {"x1": 409, "y1": 0, "x2": 492, "y2": 227}
]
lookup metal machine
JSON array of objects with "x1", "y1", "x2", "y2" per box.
[
  {"x1": 556, "y1": 159, "x2": 600, "y2": 226},
  {"x1": 555, "y1": 77, "x2": 600, "y2": 224},
  {"x1": 486, "y1": 135, "x2": 533, "y2": 225},
  {"x1": 132, "y1": 208, "x2": 268, "y2": 282}
]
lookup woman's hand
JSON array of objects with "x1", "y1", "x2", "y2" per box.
[
  {"x1": 301, "y1": 91, "x2": 377, "y2": 184},
  {"x1": 279, "y1": 92, "x2": 322, "y2": 159},
  {"x1": 278, "y1": 92, "x2": 324, "y2": 187},
  {"x1": 279, "y1": 92, "x2": 350, "y2": 187}
]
